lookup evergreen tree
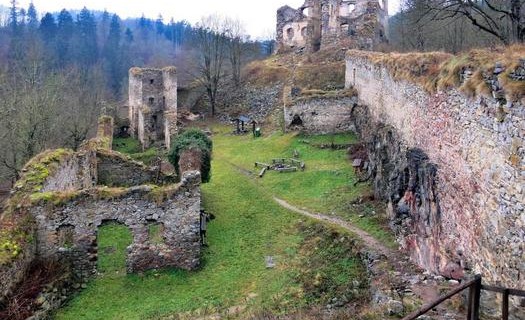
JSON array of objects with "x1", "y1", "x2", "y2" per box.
[
  {"x1": 75, "y1": 7, "x2": 98, "y2": 67},
  {"x1": 155, "y1": 14, "x2": 164, "y2": 35},
  {"x1": 57, "y1": 9, "x2": 74, "y2": 64},
  {"x1": 9, "y1": 0, "x2": 17, "y2": 33},
  {"x1": 27, "y1": 2, "x2": 38, "y2": 30},
  {"x1": 39, "y1": 13, "x2": 57, "y2": 66},
  {"x1": 104, "y1": 14, "x2": 122, "y2": 95}
]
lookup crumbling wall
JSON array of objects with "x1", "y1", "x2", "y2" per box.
[
  {"x1": 346, "y1": 53, "x2": 525, "y2": 290},
  {"x1": 276, "y1": 0, "x2": 388, "y2": 53},
  {"x1": 0, "y1": 116, "x2": 199, "y2": 314},
  {"x1": 284, "y1": 95, "x2": 356, "y2": 133},
  {"x1": 33, "y1": 170, "x2": 201, "y2": 280},
  {"x1": 96, "y1": 150, "x2": 160, "y2": 187}
]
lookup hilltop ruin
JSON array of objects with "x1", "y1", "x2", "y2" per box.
[{"x1": 276, "y1": 0, "x2": 388, "y2": 53}]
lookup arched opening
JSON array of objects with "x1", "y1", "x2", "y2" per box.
[
  {"x1": 301, "y1": 27, "x2": 308, "y2": 38},
  {"x1": 290, "y1": 114, "x2": 303, "y2": 126},
  {"x1": 148, "y1": 97, "x2": 155, "y2": 105},
  {"x1": 97, "y1": 220, "x2": 133, "y2": 274},
  {"x1": 341, "y1": 23, "x2": 350, "y2": 34},
  {"x1": 286, "y1": 27, "x2": 295, "y2": 41}
]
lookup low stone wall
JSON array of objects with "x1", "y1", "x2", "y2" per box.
[
  {"x1": 96, "y1": 150, "x2": 160, "y2": 186},
  {"x1": 346, "y1": 54, "x2": 525, "y2": 290},
  {"x1": 284, "y1": 96, "x2": 356, "y2": 134}
]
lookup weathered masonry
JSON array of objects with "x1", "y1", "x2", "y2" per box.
[
  {"x1": 283, "y1": 88, "x2": 356, "y2": 134},
  {"x1": 0, "y1": 117, "x2": 201, "y2": 313},
  {"x1": 276, "y1": 0, "x2": 388, "y2": 53},
  {"x1": 345, "y1": 51, "x2": 525, "y2": 294},
  {"x1": 129, "y1": 67, "x2": 178, "y2": 149}
]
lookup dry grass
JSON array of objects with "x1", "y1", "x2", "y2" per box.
[
  {"x1": 347, "y1": 45, "x2": 525, "y2": 100},
  {"x1": 243, "y1": 59, "x2": 291, "y2": 87},
  {"x1": 295, "y1": 62, "x2": 346, "y2": 90},
  {"x1": 291, "y1": 88, "x2": 357, "y2": 104}
]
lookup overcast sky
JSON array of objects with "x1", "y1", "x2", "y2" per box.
[{"x1": 1, "y1": 0, "x2": 400, "y2": 39}]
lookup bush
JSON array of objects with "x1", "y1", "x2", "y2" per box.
[{"x1": 168, "y1": 129, "x2": 212, "y2": 183}]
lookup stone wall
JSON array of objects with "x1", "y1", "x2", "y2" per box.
[
  {"x1": 345, "y1": 54, "x2": 525, "y2": 290},
  {"x1": 284, "y1": 95, "x2": 356, "y2": 133},
  {"x1": 96, "y1": 150, "x2": 160, "y2": 187},
  {"x1": 276, "y1": 0, "x2": 388, "y2": 53},
  {"x1": 41, "y1": 151, "x2": 96, "y2": 193},
  {"x1": 34, "y1": 171, "x2": 201, "y2": 280},
  {"x1": 0, "y1": 117, "x2": 200, "y2": 315}
]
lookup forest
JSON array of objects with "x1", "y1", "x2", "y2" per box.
[
  {"x1": 0, "y1": 0, "x2": 522, "y2": 189},
  {"x1": 0, "y1": 2, "x2": 271, "y2": 188}
]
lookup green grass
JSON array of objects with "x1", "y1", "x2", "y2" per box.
[
  {"x1": 212, "y1": 127, "x2": 396, "y2": 248},
  {"x1": 97, "y1": 223, "x2": 133, "y2": 273},
  {"x1": 112, "y1": 137, "x2": 159, "y2": 165},
  {"x1": 54, "y1": 126, "x2": 394, "y2": 319}
]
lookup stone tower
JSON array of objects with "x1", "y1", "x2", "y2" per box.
[{"x1": 128, "y1": 67, "x2": 178, "y2": 149}]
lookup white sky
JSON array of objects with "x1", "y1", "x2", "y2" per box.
[{"x1": 1, "y1": 0, "x2": 400, "y2": 39}]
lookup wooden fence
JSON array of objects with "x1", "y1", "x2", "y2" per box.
[{"x1": 402, "y1": 275, "x2": 525, "y2": 320}]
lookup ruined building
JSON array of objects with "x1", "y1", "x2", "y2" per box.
[
  {"x1": 129, "y1": 67, "x2": 178, "y2": 149},
  {"x1": 276, "y1": 0, "x2": 388, "y2": 53},
  {"x1": 0, "y1": 117, "x2": 201, "y2": 316}
]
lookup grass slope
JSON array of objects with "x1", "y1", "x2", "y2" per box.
[{"x1": 55, "y1": 127, "x2": 393, "y2": 319}]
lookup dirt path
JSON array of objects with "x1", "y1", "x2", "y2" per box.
[{"x1": 273, "y1": 197, "x2": 395, "y2": 259}]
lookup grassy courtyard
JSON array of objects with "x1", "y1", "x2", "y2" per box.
[{"x1": 54, "y1": 127, "x2": 393, "y2": 319}]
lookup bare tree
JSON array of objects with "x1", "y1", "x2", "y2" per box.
[
  {"x1": 224, "y1": 17, "x2": 247, "y2": 87},
  {"x1": 193, "y1": 15, "x2": 229, "y2": 117},
  {"x1": 421, "y1": 0, "x2": 525, "y2": 44}
]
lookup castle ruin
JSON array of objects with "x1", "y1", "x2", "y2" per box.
[
  {"x1": 276, "y1": 0, "x2": 388, "y2": 53},
  {"x1": 129, "y1": 67, "x2": 178, "y2": 150},
  {"x1": 0, "y1": 117, "x2": 201, "y2": 316}
]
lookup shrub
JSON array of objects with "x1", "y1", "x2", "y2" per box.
[{"x1": 168, "y1": 129, "x2": 212, "y2": 183}]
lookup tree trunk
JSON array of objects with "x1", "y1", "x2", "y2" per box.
[{"x1": 511, "y1": 0, "x2": 524, "y2": 42}]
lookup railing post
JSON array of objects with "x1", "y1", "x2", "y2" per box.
[
  {"x1": 469, "y1": 275, "x2": 482, "y2": 320},
  {"x1": 502, "y1": 289, "x2": 509, "y2": 320}
]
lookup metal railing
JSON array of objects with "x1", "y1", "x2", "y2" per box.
[{"x1": 402, "y1": 275, "x2": 525, "y2": 320}]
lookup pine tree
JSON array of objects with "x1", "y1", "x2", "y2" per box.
[
  {"x1": 9, "y1": 0, "x2": 18, "y2": 33},
  {"x1": 57, "y1": 9, "x2": 74, "y2": 64},
  {"x1": 104, "y1": 14, "x2": 123, "y2": 95},
  {"x1": 75, "y1": 7, "x2": 98, "y2": 67},
  {"x1": 27, "y1": 2, "x2": 38, "y2": 30}
]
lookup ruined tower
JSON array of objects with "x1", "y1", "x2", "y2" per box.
[
  {"x1": 276, "y1": 0, "x2": 389, "y2": 53},
  {"x1": 129, "y1": 67, "x2": 178, "y2": 149}
]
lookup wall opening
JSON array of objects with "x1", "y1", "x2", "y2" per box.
[
  {"x1": 97, "y1": 221, "x2": 133, "y2": 274},
  {"x1": 341, "y1": 23, "x2": 349, "y2": 34},
  {"x1": 286, "y1": 27, "x2": 295, "y2": 40},
  {"x1": 147, "y1": 220, "x2": 165, "y2": 244},
  {"x1": 301, "y1": 7, "x2": 310, "y2": 17},
  {"x1": 149, "y1": 97, "x2": 155, "y2": 105},
  {"x1": 291, "y1": 114, "x2": 303, "y2": 126},
  {"x1": 150, "y1": 79, "x2": 155, "y2": 84},
  {"x1": 301, "y1": 27, "x2": 308, "y2": 37},
  {"x1": 57, "y1": 224, "x2": 75, "y2": 249}
]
